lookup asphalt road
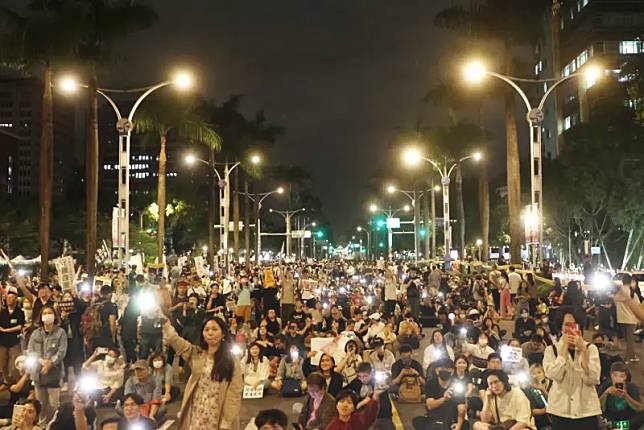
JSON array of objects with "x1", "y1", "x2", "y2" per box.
[{"x1": 90, "y1": 319, "x2": 643, "y2": 430}]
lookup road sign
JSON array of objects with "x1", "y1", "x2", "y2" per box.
[
  {"x1": 386, "y1": 217, "x2": 400, "y2": 229},
  {"x1": 591, "y1": 246, "x2": 601, "y2": 255},
  {"x1": 291, "y1": 230, "x2": 312, "y2": 239}
]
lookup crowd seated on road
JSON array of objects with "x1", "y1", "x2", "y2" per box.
[{"x1": 0, "y1": 251, "x2": 642, "y2": 430}]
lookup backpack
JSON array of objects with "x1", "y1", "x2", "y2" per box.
[
  {"x1": 398, "y1": 375, "x2": 422, "y2": 403},
  {"x1": 280, "y1": 377, "x2": 303, "y2": 397},
  {"x1": 80, "y1": 302, "x2": 104, "y2": 342}
]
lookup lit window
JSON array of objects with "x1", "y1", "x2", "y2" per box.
[
  {"x1": 576, "y1": 50, "x2": 588, "y2": 68},
  {"x1": 564, "y1": 116, "x2": 572, "y2": 130},
  {"x1": 619, "y1": 41, "x2": 642, "y2": 54},
  {"x1": 586, "y1": 73, "x2": 597, "y2": 88}
]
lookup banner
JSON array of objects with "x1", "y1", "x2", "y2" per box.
[
  {"x1": 111, "y1": 207, "x2": 121, "y2": 248},
  {"x1": 194, "y1": 256, "x2": 208, "y2": 278},
  {"x1": 263, "y1": 267, "x2": 276, "y2": 288},
  {"x1": 54, "y1": 256, "x2": 75, "y2": 291}
]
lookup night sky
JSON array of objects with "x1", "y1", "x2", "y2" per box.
[{"x1": 103, "y1": 0, "x2": 509, "y2": 235}]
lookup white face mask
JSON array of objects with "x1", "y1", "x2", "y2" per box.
[
  {"x1": 153, "y1": 361, "x2": 164, "y2": 369},
  {"x1": 105, "y1": 356, "x2": 116, "y2": 365},
  {"x1": 42, "y1": 314, "x2": 55, "y2": 325}
]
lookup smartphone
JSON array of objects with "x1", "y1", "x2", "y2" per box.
[
  {"x1": 97, "y1": 347, "x2": 108, "y2": 354},
  {"x1": 12, "y1": 405, "x2": 25, "y2": 424},
  {"x1": 375, "y1": 370, "x2": 388, "y2": 389},
  {"x1": 563, "y1": 322, "x2": 580, "y2": 338},
  {"x1": 615, "y1": 382, "x2": 624, "y2": 390}
]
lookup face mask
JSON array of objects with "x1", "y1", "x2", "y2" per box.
[
  {"x1": 438, "y1": 370, "x2": 452, "y2": 381},
  {"x1": 42, "y1": 314, "x2": 55, "y2": 325},
  {"x1": 153, "y1": 361, "x2": 164, "y2": 369},
  {"x1": 105, "y1": 356, "x2": 116, "y2": 365},
  {"x1": 521, "y1": 313, "x2": 528, "y2": 319}
]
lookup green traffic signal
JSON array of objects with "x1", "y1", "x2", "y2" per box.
[
  {"x1": 379, "y1": 242, "x2": 384, "y2": 248},
  {"x1": 315, "y1": 231, "x2": 324, "y2": 238}
]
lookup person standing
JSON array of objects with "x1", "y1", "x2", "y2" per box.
[
  {"x1": 0, "y1": 287, "x2": 25, "y2": 387},
  {"x1": 280, "y1": 272, "x2": 296, "y2": 328},
  {"x1": 488, "y1": 265, "x2": 501, "y2": 311},
  {"x1": 507, "y1": 267, "x2": 522, "y2": 303},
  {"x1": 235, "y1": 276, "x2": 254, "y2": 323},
  {"x1": 383, "y1": 270, "x2": 398, "y2": 318},
  {"x1": 616, "y1": 275, "x2": 640, "y2": 362},
  {"x1": 162, "y1": 316, "x2": 242, "y2": 430},
  {"x1": 543, "y1": 312, "x2": 602, "y2": 430},
  {"x1": 27, "y1": 306, "x2": 67, "y2": 425}
]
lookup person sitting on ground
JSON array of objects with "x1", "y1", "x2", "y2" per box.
[
  {"x1": 334, "y1": 340, "x2": 363, "y2": 386},
  {"x1": 271, "y1": 345, "x2": 306, "y2": 396},
  {"x1": 412, "y1": 358, "x2": 467, "y2": 430},
  {"x1": 368, "y1": 338, "x2": 395, "y2": 374},
  {"x1": 0, "y1": 399, "x2": 42, "y2": 430},
  {"x1": 346, "y1": 363, "x2": 393, "y2": 428},
  {"x1": 397, "y1": 313, "x2": 422, "y2": 349},
  {"x1": 477, "y1": 353, "x2": 503, "y2": 398},
  {"x1": 462, "y1": 333, "x2": 495, "y2": 369},
  {"x1": 325, "y1": 389, "x2": 382, "y2": 430},
  {"x1": 81, "y1": 347, "x2": 125, "y2": 406},
  {"x1": 296, "y1": 372, "x2": 338, "y2": 430},
  {"x1": 148, "y1": 353, "x2": 179, "y2": 404},
  {"x1": 473, "y1": 369, "x2": 535, "y2": 430},
  {"x1": 390, "y1": 344, "x2": 425, "y2": 397},
  {"x1": 597, "y1": 361, "x2": 644, "y2": 430},
  {"x1": 244, "y1": 409, "x2": 289, "y2": 430},
  {"x1": 118, "y1": 393, "x2": 157, "y2": 430},
  {"x1": 423, "y1": 330, "x2": 455, "y2": 372},
  {"x1": 123, "y1": 360, "x2": 162, "y2": 421},
  {"x1": 241, "y1": 342, "x2": 272, "y2": 391}
]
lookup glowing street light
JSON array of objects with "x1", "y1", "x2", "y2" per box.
[
  {"x1": 462, "y1": 57, "x2": 605, "y2": 264},
  {"x1": 173, "y1": 71, "x2": 194, "y2": 89},
  {"x1": 369, "y1": 203, "x2": 378, "y2": 213},
  {"x1": 403, "y1": 204, "x2": 411, "y2": 212},
  {"x1": 386, "y1": 185, "x2": 396, "y2": 194},
  {"x1": 184, "y1": 154, "x2": 197, "y2": 165},
  {"x1": 250, "y1": 154, "x2": 261, "y2": 165},
  {"x1": 57, "y1": 70, "x2": 196, "y2": 267},
  {"x1": 402, "y1": 147, "x2": 423, "y2": 167},
  {"x1": 463, "y1": 60, "x2": 487, "y2": 83}
]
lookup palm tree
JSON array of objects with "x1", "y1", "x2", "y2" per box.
[
  {"x1": 74, "y1": 0, "x2": 157, "y2": 281},
  {"x1": 135, "y1": 94, "x2": 221, "y2": 261},
  {"x1": 435, "y1": 0, "x2": 548, "y2": 263},
  {"x1": 0, "y1": 1, "x2": 84, "y2": 280}
]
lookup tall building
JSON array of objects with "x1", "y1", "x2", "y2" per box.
[
  {"x1": 536, "y1": 0, "x2": 644, "y2": 158},
  {"x1": 0, "y1": 129, "x2": 22, "y2": 194},
  {"x1": 0, "y1": 77, "x2": 75, "y2": 196}
]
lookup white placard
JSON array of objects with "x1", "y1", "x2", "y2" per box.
[
  {"x1": 243, "y1": 385, "x2": 264, "y2": 399},
  {"x1": 310, "y1": 337, "x2": 337, "y2": 366},
  {"x1": 194, "y1": 256, "x2": 208, "y2": 278},
  {"x1": 55, "y1": 256, "x2": 75, "y2": 291}
]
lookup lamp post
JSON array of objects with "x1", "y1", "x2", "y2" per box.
[
  {"x1": 58, "y1": 72, "x2": 194, "y2": 267},
  {"x1": 268, "y1": 208, "x2": 306, "y2": 257},
  {"x1": 301, "y1": 222, "x2": 317, "y2": 259},
  {"x1": 356, "y1": 226, "x2": 371, "y2": 260},
  {"x1": 239, "y1": 187, "x2": 284, "y2": 264},
  {"x1": 463, "y1": 59, "x2": 603, "y2": 265},
  {"x1": 369, "y1": 203, "x2": 411, "y2": 261},
  {"x1": 402, "y1": 148, "x2": 481, "y2": 261},
  {"x1": 185, "y1": 153, "x2": 260, "y2": 272}
]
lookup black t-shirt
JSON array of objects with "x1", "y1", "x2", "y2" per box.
[
  {"x1": 0, "y1": 306, "x2": 25, "y2": 347},
  {"x1": 391, "y1": 358, "x2": 424, "y2": 381},
  {"x1": 99, "y1": 300, "x2": 118, "y2": 340},
  {"x1": 598, "y1": 380, "x2": 641, "y2": 421},
  {"x1": 265, "y1": 319, "x2": 281, "y2": 337},
  {"x1": 289, "y1": 310, "x2": 307, "y2": 327},
  {"x1": 424, "y1": 377, "x2": 465, "y2": 424}
]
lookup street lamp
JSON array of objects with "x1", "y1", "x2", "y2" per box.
[
  {"x1": 184, "y1": 151, "x2": 260, "y2": 271},
  {"x1": 57, "y1": 71, "x2": 194, "y2": 267},
  {"x1": 299, "y1": 221, "x2": 317, "y2": 259},
  {"x1": 356, "y1": 226, "x2": 371, "y2": 260},
  {"x1": 239, "y1": 186, "x2": 284, "y2": 264},
  {"x1": 463, "y1": 58, "x2": 603, "y2": 265},
  {"x1": 402, "y1": 147, "x2": 482, "y2": 261},
  {"x1": 369, "y1": 203, "x2": 411, "y2": 261},
  {"x1": 268, "y1": 207, "x2": 306, "y2": 257}
]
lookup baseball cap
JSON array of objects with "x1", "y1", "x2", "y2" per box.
[
  {"x1": 6, "y1": 287, "x2": 18, "y2": 296},
  {"x1": 131, "y1": 360, "x2": 149, "y2": 370}
]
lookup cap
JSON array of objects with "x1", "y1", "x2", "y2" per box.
[
  {"x1": 131, "y1": 360, "x2": 149, "y2": 370},
  {"x1": 467, "y1": 309, "x2": 480, "y2": 316},
  {"x1": 6, "y1": 287, "x2": 18, "y2": 296},
  {"x1": 369, "y1": 312, "x2": 381, "y2": 321},
  {"x1": 370, "y1": 337, "x2": 384, "y2": 348}
]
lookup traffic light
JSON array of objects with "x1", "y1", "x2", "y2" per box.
[
  {"x1": 419, "y1": 229, "x2": 427, "y2": 237},
  {"x1": 315, "y1": 231, "x2": 324, "y2": 239},
  {"x1": 379, "y1": 242, "x2": 385, "y2": 248}
]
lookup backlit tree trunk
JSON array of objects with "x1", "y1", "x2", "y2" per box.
[
  {"x1": 244, "y1": 180, "x2": 250, "y2": 264},
  {"x1": 505, "y1": 40, "x2": 522, "y2": 264},
  {"x1": 207, "y1": 148, "x2": 216, "y2": 268},
  {"x1": 156, "y1": 134, "x2": 167, "y2": 262},
  {"x1": 478, "y1": 107, "x2": 490, "y2": 262},
  {"x1": 455, "y1": 164, "x2": 466, "y2": 259},
  {"x1": 39, "y1": 63, "x2": 53, "y2": 280},
  {"x1": 233, "y1": 169, "x2": 240, "y2": 263},
  {"x1": 85, "y1": 70, "x2": 99, "y2": 284}
]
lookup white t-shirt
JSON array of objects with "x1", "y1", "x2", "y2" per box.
[{"x1": 508, "y1": 272, "x2": 522, "y2": 294}]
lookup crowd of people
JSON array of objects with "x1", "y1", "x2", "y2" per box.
[{"x1": 0, "y1": 253, "x2": 641, "y2": 430}]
